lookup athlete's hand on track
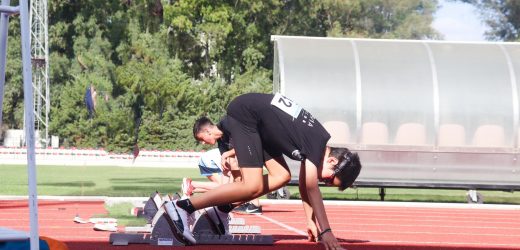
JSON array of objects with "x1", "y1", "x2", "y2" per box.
[
  {"x1": 320, "y1": 231, "x2": 345, "y2": 250},
  {"x1": 306, "y1": 220, "x2": 318, "y2": 242}
]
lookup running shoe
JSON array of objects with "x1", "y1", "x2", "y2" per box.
[
  {"x1": 233, "y1": 202, "x2": 263, "y2": 215},
  {"x1": 164, "y1": 200, "x2": 196, "y2": 244},
  {"x1": 232, "y1": 202, "x2": 250, "y2": 214},
  {"x1": 205, "y1": 206, "x2": 230, "y2": 235},
  {"x1": 244, "y1": 203, "x2": 263, "y2": 215},
  {"x1": 181, "y1": 177, "x2": 194, "y2": 198}
]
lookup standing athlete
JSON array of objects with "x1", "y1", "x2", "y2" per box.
[
  {"x1": 166, "y1": 93, "x2": 362, "y2": 250},
  {"x1": 181, "y1": 148, "x2": 232, "y2": 197}
]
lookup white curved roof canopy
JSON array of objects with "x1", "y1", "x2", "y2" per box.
[{"x1": 272, "y1": 36, "x2": 520, "y2": 188}]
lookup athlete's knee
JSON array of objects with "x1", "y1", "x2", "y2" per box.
[
  {"x1": 270, "y1": 170, "x2": 290, "y2": 186},
  {"x1": 279, "y1": 171, "x2": 291, "y2": 184},
  {"x1": 240, "y1": 181, "x2": 264, "y2": 197}
]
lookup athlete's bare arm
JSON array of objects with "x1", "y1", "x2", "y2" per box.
[
  {"x1": 303, "y1": 159, "x2": 344, "y2": 250},
  {"x1": 299, "y1": 161, "x2": 319, "y2": 242}
]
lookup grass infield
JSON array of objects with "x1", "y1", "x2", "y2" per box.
[{"x1": 1, "y1": 164, "x2": 519, "y2": 204}]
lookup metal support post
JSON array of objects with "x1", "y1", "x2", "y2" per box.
[
  {"x1": 0, "y1": 0, "x2": 10, "y2": 128},
  {"x1": 20, "y1": 0, "x2": 40, "y2": 249}
]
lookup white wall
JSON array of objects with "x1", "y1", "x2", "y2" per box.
[{"x1": 0, "y1": 147, "x2": 202, "y2": 168}]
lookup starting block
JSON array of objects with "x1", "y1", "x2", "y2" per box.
[
  {"x1": 110, "y1": 210, "x2": 186, "y2": 246},
  {"x1": 111, "y1": 193, "x2": 273, "y2": 246},
  {"x1": 126, "y1": 192, "x2": 252, "y2": 233}
]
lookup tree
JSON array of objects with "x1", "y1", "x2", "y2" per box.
[
  {"x1": 3, "y1": 0, "x2": 443, "y2": 151},
  {"x1": 455, "y1": 0, "x2": 520, "y2": 41},
  {"x1": 316, "y1": 0, "x2": 440, "y2": 39},
  {"x1": 49, "y1": 1, "x2": 120, "y2": 149}
]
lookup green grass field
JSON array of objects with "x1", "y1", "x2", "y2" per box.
[{"x1": 1, "y1": 164, "x2": 519, "y2": 204}]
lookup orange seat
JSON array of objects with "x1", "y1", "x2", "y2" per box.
[
  {"x1": 438, "y1": 124, "x2": 466, "y2": 146},
  {"x1": 322, "y1": 121, "x2": 350, "y2": 145},
  {"x1": 395, "y1": 123, "x2": 427, "y2": 145},
  {"x1": 361, "y1": 122, "x2": 389, "y2": 144},
  {"x1": 472, "y1": 125, "x2": 505, "y2": 147}
]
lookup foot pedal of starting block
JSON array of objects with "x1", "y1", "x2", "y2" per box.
[
  {"x1": 229, "y1": 225, "x2": 261, "y2": 234},
  {"x1": 137, "y1": 191, "x2": 163, "y2": 224},
  {"x1": 192, "y1": 209, "x2": 223, "y2": 235},
  {"x1": 149, "y1": 211, "x2": 186, "y2": 246},
  {"x1": 194, "y1": 234, "x2": 274, "y2": 245}
]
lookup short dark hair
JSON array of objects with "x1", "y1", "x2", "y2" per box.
[
  {"x1": 329, "y1": 147, "x2": 362, "y2": 191},
  {"x1": 193, "y1": 116, "x2": 214, "y2": 140}
]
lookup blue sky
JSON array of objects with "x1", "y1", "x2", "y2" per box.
[{"x1": 432, "y1": 0, "x2": 487, "y2": 41}]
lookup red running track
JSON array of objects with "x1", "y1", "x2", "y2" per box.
[{"x1": 1, "y1": 198, "x2": 519, "y2": 250}]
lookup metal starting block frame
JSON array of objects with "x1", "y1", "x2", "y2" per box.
[
  {"x1": 230, "y1": 225, "x2": 261, "y2": 234},
  {"x1": 130, "y1": 192, "x2": 257, "y2": 233},
  {"x1": 195, "y1": 234, "x2": 274, "y2": 245},
  {"x1": 191, "y1": 207, "x2": 271, "y2": 245},
  {"x1": 112, "y1": 191, "x2": 272, "y2": 246},
  {"x1": 111, "y1": 204, "x2": 273, "y2": 246},
  {"x1": 191, "y1": 209, "x2": 263, "y2": 235}
]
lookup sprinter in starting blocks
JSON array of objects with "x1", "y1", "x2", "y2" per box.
[
  {"x1": 128, "y1": 192, "x2": 258, "y2": 233},
  {"x1": 110, "y1": 192, "x2": 271, "y2": 246}
]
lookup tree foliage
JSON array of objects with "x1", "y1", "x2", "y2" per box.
[
  {"x1": 2, "y1": 0, "x2": 439, "y2": 152},
  {"x1": 455, "y1": 0, "x2": 520, "y2": 41}
]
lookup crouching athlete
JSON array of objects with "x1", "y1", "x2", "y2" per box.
[{"x1": 166, "y1": 93, "x2": 362, "y2": 250}]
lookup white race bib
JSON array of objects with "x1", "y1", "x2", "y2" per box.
[{"x1": 271, "y1": 93, "x2": 302, "y2": 119}]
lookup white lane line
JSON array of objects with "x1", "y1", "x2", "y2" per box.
[
  {"x1": 254, "y1": 214, "x2": 307, "y2": 236},
  {"x1": 259, "y1": 199, "x2": 520, "y2": 210}
]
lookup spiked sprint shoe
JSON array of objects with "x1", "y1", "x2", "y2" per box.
[{"x1": 164, "y1": 200, "x2": 196, "y2": 244}]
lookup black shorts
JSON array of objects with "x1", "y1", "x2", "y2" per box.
[{"x1": 225, "y1": 115, "x2": 279, "y2": 168}]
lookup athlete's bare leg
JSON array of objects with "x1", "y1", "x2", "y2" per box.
[
  {"x1": 189, "y1": 156, "x2": 291, "y2": 209},
  {"x1": 191, "y1": 181, "x2": 220, "y2": 193}
]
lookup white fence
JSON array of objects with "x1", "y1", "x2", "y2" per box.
[{"x1": 0, "y1": 147, "x2": 202, "y2": 168}]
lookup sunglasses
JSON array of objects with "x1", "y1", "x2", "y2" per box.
[{"x1": 323, "y1": 153, "x2": 352, "y2": 186}]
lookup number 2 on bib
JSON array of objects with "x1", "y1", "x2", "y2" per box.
[{"x1": 271, "y1": 93, "x2": 302, "y2": 119}]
